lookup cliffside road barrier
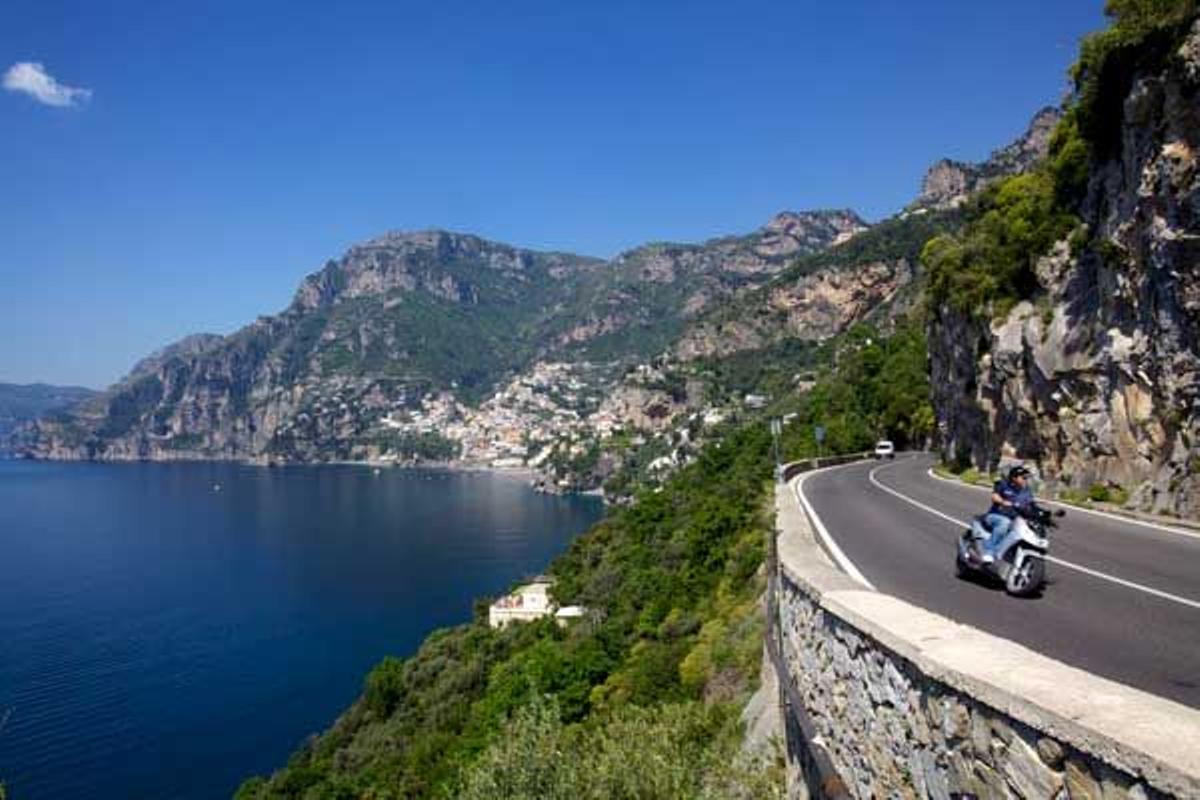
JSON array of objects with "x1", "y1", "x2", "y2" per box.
[{"x1": 767, "y1": 455, "x2": 1200, "y2": 799}]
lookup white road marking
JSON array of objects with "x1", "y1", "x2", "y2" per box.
[
  {"x1": 868, "y1": 462, "x2": 1200, "y2": 611},
  {"x1": 792, "y1": 467, "x2": 876, "y2": 590},
  {"x1": 924, "y1": 466, "x2": 1200, "y2": 542}
]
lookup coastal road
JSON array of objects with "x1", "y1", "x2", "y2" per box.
[{"x1": 797, "y1": 454, "x2": 1200, "y2": 709}]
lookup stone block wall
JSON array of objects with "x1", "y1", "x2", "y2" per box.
[{"x1": 778, "y1": 572, "x2": 1164, "y2": 799}]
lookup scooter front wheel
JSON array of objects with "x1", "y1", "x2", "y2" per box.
[{"x1": 1005, "y1": 555, "x2": 1045, "y2": 597}]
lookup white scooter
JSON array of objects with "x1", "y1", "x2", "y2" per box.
[{"x1": 956, "y1": 504, "x2": 1064, "y2": 597}]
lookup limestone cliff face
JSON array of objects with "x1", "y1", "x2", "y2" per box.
[
  {"x1": 754, "y1": 210, "x2": 868, "y2": 258},
  {"x1": 930, "y1": 22, "x2": 1200, "y2": 515},
  {"x1": 675, "y1": 258, "x2": 913, "y2": 360},
  {"x1": 910, "y1": 107, "x2": 1061, "y2": 211},
  {"x1": 552, "y1": 210, "x2": 868, "y2": 356}
]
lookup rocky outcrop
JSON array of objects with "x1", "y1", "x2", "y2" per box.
[
  {"x1": 553, "y1": 210, "x2": 870, "y2": 359},
  {"x1": 124, "y1": 334, "x2": 225, "y2": 382},
  {"x1": 676, "y1": 257, "x2": 914, "y2": 360},
  {"x1": 930, "y1": 22, "x2": 1200, "y2": 515},
  {"x1": 910, "y1": 107, "x2": 1062, "y2": 211},
  {"x1": 768, "y1": 259, "x2": 914, "y2": 341},
  {"x1": 755, "y1": 210, "x2": 868, "y2": 258}
]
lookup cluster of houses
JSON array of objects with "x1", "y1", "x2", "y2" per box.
[
  {"x1": 378, "y1": 362, "x2": 615, "y2": 469},
  {"x1": 372, "y1": 359, "x2": 774, "y2": 490}
]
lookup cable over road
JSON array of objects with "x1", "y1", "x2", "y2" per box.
[{"x1": 796, "y1": 454, "x2": 1200, "y2": 709}]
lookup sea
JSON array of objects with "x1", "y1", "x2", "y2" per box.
[{"x1": 0, "y1": 459, "x2": 603, "y2": 799}]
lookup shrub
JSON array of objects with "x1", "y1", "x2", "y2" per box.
[
  {"x1": 1058, "y1": 487, "x2": 1091, "y2": 505},
  {"x1": 1072, "y1": 0, "x2": 1198, "y2": 158},
  {"x1": 362, "y1": 655, "x2": 413, "y2": 716},
  {"x1": 925, "y1": 172, "x2": 1079, "y2": 316},
  {"x1": 1087, "y1": 483, "x2": 1129, "y2": 505},
  {"x1": 455, "y1": 699, "x2": 783, "y2": 800},
  {"x1": 1047, "y1": 112, "x2": 1092, "y2": 208}
]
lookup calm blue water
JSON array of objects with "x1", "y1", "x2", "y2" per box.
[{"x1": 0, "y1": 460, "x2": 602, "y2": 799}]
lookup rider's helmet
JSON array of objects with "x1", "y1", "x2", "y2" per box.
[{"x1": 1008, "y1": 465, "x2": 1031, "y2": 481}]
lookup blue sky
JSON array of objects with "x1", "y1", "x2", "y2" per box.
[{"x1": 2, "y1": 0, "x2": 1103, "y2": 388}]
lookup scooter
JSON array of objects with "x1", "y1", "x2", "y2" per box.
[{"x1": 956, "y1": 504, "x2": 1065, "y2": 597}]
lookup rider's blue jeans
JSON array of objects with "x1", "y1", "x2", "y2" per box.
[{"x1": 982, "y1": 513, "x2": 1013, "y2": 557}]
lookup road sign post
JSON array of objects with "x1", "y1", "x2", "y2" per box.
[{"x1": 770, "y1": 418, "x2": 783, "y2": 479}]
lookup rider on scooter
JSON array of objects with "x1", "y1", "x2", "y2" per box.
[{"x1": 979, "y1": 465, "x2": 1034, "y2": 563}]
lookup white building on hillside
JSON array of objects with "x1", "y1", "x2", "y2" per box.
[{"x1": 488, "y1": 577, "x2": 586, "y2": 628}]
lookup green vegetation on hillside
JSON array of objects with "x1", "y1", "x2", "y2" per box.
[
  {"x1": 694, "y1": 337, "x2": 830, "y2": 403},
  {"x1": 922, "y1": 171, "x2": 1079, "y2": 316},
  {"x1": 236, "y1": 319, "x2": 934, "y2": 799},
  {"x1": 775, "y1": 318, "x2": 935, "y2": 454},
  {"x1": 373, "y1": 431, "x2": 461, "y2": 461}
]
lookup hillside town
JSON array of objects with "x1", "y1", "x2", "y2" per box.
[{"x1": 369, "y1": 358, "x2": 746, "y2": 496}]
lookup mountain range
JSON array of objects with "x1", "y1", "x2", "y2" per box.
[
  {"x1": 21, "y1": 207, "x2": 877, "y2": 463},
  {"x1": 39, "y1": 99, "x2": 1189, "y2": 508}
]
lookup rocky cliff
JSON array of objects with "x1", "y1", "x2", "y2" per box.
[
  {"x1": 929, "y1": 17, "x2": 1200, "y2": 515},
  {"x1": 674, "y1": 209, "x2": 957, "y2": 362},
  {"x1": 910, "y1": 107, "x2": 1061, "y2": 211},
  {"x1": 550, "y1": 209, "x2": 867, "y2": 359}
]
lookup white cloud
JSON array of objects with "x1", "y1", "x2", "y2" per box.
[{"x1": 3, "y1": 62, "x2": 92, "y2": 107}]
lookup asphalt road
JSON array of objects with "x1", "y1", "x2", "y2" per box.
[{"x1": 799, "y1": 454, "x2": 1200, "y2": 709}]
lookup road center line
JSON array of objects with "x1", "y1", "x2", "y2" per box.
[{"x1": 867, "y1": 461, "x2": 1200, "y2": 611}]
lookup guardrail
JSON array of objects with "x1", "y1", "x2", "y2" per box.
[
  {"x1": 766, "y1": 454, "x2": 869, "y2": 799},
  {"x1": 779, "y1": 453, "x2": 869, "y2": 483}
]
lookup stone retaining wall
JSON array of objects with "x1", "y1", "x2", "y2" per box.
[{"x1": 773, "y1": 472, "x2": 1200, "y2": 799}]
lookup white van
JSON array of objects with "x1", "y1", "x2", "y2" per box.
[{"x1": 874, "y1": 440, "x2": 896, "y2": 459}]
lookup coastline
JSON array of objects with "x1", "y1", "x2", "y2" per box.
[
  {"x1": 338, "y1": 458, "x2": 541, "y2": 482},
  {"x1": 17, "y1": 452, "x2": 610, "y2": 503}
]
